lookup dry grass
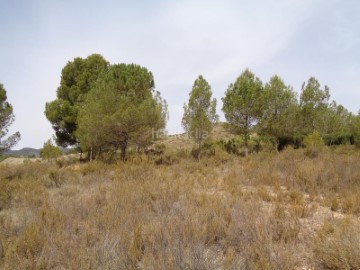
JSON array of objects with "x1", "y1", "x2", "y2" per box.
[
  {"x1": 157, "y1": 122, "x2": 236, "y2": 151},
  {"x1": 0, "y1": 146, "x2": 360, "y2": 269},
  {"x1": 312, "y1": 218, "x2": 360, "y2": 269}
]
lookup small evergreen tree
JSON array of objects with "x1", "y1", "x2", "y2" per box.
[
  {"x1": 45, "y1": 54, "x2": 108, "y2": 147},
  {"x1": 40, "y1": 139, "x2": 62, "y2": 160},
  {"x1": 299, "y1": 77, "x2": 330, "y2": 134},
  {"x1": 76, "y1": 64, "x2": 167, "y2": 161},
  {"x1": 222, "y1": 69, "x2": 263, "y2": 155},
  {"x1": 258, "y1": 75, "x2": 298, "y2": 149},
  {"x1": 182, "y1": 75, "x2": 218, "y2": 149}
]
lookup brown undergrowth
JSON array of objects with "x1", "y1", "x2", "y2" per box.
[{"x1": 0, "y1": 146, "x2": 359, "y2": 269}]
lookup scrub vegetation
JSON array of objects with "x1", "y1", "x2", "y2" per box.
[
  {"x1": 1, "y1": 54, "x2": 360, "y2": 269},
  {"x1": 1, "y1": 145, "x2": 360, "y2": 269}
]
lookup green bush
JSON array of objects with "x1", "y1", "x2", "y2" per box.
[
  {"x1": 303, "y1": 132, "x2": 324, "y2": 148},
  {"x1": 354, "y1": 133, "x2": 360, "y2": 148},
  {"x1": 40, "y1": 140, "x2": 62, "y2": 160},
  {"x1": 323, "y1": 133, "x2": 355, "y2": 146},
  {"x1": 224, "y1": 137, "x2": 244, "y2": 155},
  {"x1": 303, "y1": 132, "x2": 324, "y2": 158},
  {"x1": 197, "y1": 136, "x2": 275, "y2": 158},
  {"x1": 251, "y1": 137, "x2": 276, "y2": 152}
]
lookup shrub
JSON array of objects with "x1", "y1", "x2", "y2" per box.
[
  {"x1": 269, "y1": 134, "x2": 304, "y2": 150},
  {"x1": 312, "y1": 219, "x2": 360, "y2": 269},
  {"x1": 0, "y1": 179, "x2": 15, "y2": 210},
  {"x1": 252, "y1": 137, "x2": 276, "y2": 152},
  {"x1": 303, "y1": 132, "x2": 324, "y2": 158},
  {"x1": 1, "y1": 145, "x2": 360, "y2": 268},
  {"x1": 190, "y1": 141, "x2": 230, "y2": 162},
  {"x1": 303, "y1": 132, "x2": 324, "y2": 148},
  {"x1": 224, "y1": 137, "x2": 244, "y2": 155},
  {"x1": 43, "y1": 169, "x2": 64, "y2": 188},
  {"x1": 354, "y1": 133, "x2": 360, "y2": 148},
  {"x1": 190, "y1": 147, "x2": 201, "y2": 159},
  {"x1": 154, "y1": 153, "x2": 178, "y2": 165},
  {"x1": 40, "y1": 140, "x2": 62, "y2": 160},
  {"x1": 257, "y1": 186, "x2": 272, "y2": 202},
  {"x1": 323, "y1": 133, "x2": 355, "y2": 146}
]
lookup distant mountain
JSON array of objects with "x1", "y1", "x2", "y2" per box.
[{"x1": 4, "y1": 148, "x2": 41, "y2": 157}]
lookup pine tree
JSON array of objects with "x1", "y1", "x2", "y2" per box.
[
  {"x1": 0, "y1": 82, "x2": 20, "y2": 154},
  {"x1": 182, "y1": 75, "x2": 218, "y2": 148}
]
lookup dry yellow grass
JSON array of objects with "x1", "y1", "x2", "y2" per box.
[
  {"x1": 157, "y1": 122, "x2": 237, "y2": 151},
  {"x1": 0, "y1": 146, "x2": 360, "y2": 269}
]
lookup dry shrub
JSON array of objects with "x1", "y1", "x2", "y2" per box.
[
  {"x1": 225, "y1": 200, "x2": 301, "y2": 270},
  {"x1": 4, "y1": 222, "x2": 46, "y2": 270},
  {"x1": 0, "y1": 163, "x2": 55, "y2": 211},
  {"x1": 329, "y1": 195, "x2": 340, "y2": 212},
  {"x1": 257, "y1": 186, "x2": 273, "y2": 202},
  {"x1": 0, "y1": 179, "x2": 16, "y2": 211},
  {"x1": 312, "y1": 218, "x2": 360, "y2": 269},
  {"x1": 1, "y1": 146, "x2": 360, "y2": 269},
  {"x1": 0, "y1": 162, "x2": 52, "y2": 181},
  {"x1": 42, "y1": 169, "x2": 65, "y2": 188},
  {"x1": 340, "y1": 191, "x2": 360, "y2": 215},
  {"x1": 303, "y1": 132, "x2": 324, "y2": 158}
]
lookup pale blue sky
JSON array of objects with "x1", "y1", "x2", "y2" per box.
[{"x1": 1, "y1": 0, "x2": 359, "y2": 149}]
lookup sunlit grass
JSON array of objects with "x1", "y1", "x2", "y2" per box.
[{"x1": 0, "y1": 146, "x2": 360, "y2": 269}]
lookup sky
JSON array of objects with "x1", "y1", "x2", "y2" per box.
[{"x1": 1, "y1": 0, "x2": 360, "y2": 149}]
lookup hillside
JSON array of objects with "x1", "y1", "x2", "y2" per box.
[
  {"x1": 4, "y1": 147, "x2": 40, "y2": 157},
  {"x1": 157, "y1": 122, "x2": 237, "y2": 150},
  {"x1": 1, "y1": 145, "x2": 360, "y2": 269}
]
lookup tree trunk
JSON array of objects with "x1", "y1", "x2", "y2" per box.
[
  {"x1": 198, "y1": 142, "x2": 202, "y2": 160},
  {"x1": 275, "y1": 138, "x2": 280, "y2": 153},
  {"x1": 90, "y1": 147, "x2": 93, "y2": 162},
  {"x1": 244, "y1": 116, "x2": 249, "y2": 156},
  {"x1": 120, "y1": 142, "x2": 127, "y2": 161}
]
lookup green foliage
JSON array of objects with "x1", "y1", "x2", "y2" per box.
[
  {"x1": 45, "y1": 54, "x2": 108, "y2": 147},
  {"x1": 0, "y1": 155, "x2": 9, "y2": 162},
  {"x1": 222, "y1": 69, "x2": 263, "y2": 149},
  {"x1": 77, "y1": 64, "x2": 167, "y2": 161},
  {"x1": 303, "y1": 132, "x2": 324, "y2": 148},
  {"x1": 222, "y1": 137, "x2": 244, "y2": 155},
  {"x1": 0, "y1": 82, "x2": 21, "y2": 154},
  {"x1": 251, "y1": 136, "x2": 276, "y2": 152},
  {"x1": 355, "y1": 135, "x2": 360, "y2": 148},
  {"x1": 299, "y1": 77, "x2": 330, "y2": 134},
  {"x1": 190, "y1": 140, "x2": 229, "y2": 161},
  {"x1": 258, "y1": 75, "x2": 298, "y2": 141},
  {"x1": 348, "y1": 112, "x2": 360, "y2": 147},
  {"x1": 277, "y1": 135, "x2": 304, "y2": 150},
  {"x1": 348, "y1": 112, "x2": 360, "y2": 132},
  {"x1": 40, "y1": 140, "x2": 62, "y2": 160},
  {"x1": 323, "y1": 102, "x2": 351, "y2": 134},
  {"x1": 219, "y1": 74, "x2": 359, "y2": 150},
  {"x1": 199, "y1": 136, "x2": 273, "y2": 157},
  {"x1": 303, "y1": 132, "x2": 324, "y2": 158},
  {"x1": 255, "y1": 75, "x2": 359, "y2": 150},
  {"x1": 323, "y1": 133, "x2": 355, "y2": 146},
  {"x1": 182, "y1": 75, "x2": 218, "y2": 146}
]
